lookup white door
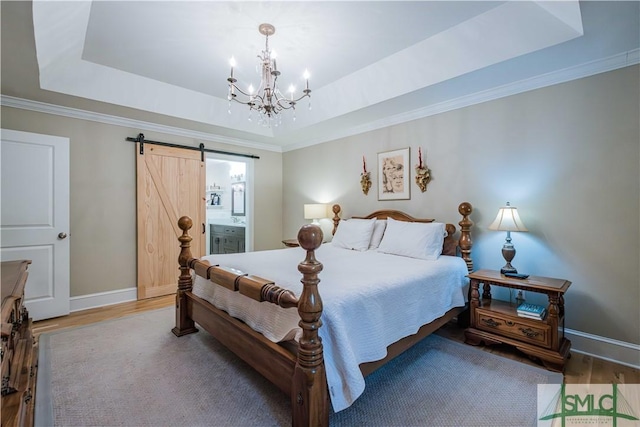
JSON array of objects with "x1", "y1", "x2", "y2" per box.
[{"x1": 1, "y1": 129, "x2": 70, "y2": 320}]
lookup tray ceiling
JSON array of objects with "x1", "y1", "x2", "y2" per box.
[{"x1": 25, "y1": 1, "x2": 632, "y2": 150}]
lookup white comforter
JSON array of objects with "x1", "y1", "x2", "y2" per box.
[{"x1": 193, "y1": 244, "x2": 468, "y2": 412}]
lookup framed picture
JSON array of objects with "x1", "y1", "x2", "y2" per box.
[{"x1": 378, "y1": 148, "x2": 410, "y2": 200}]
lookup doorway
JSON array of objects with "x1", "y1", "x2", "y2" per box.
[{"x1": 205, "y1": 155, "x2": 253, "y2": 255}]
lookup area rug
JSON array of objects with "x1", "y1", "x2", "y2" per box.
[{"x1": 36, "y1": 307, "x2": 561, "y2": 426}]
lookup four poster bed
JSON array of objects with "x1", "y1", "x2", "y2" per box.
[{"x1": 172, "y1": 202, "x2": 473, "y2": 426}]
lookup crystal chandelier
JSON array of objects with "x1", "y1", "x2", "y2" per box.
[{"x1": 227, "y1": 23, "x2": 311, "y2": 126}]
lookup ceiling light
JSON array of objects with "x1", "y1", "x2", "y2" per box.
[{"x1": 227, "y1": 23, "x2": 311, "y2": 127}]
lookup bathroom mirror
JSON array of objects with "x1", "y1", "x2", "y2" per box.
[{"x1": 231, "y1": 182, "x2": 245, "y2": 216}]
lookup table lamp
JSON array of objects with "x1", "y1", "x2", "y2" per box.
[
  {"x1": 488, "y1": 202, "x2": 528, "y2": 274},
  {"x1": 303, "y1": 204, "x2": 328, "y2": 225}
]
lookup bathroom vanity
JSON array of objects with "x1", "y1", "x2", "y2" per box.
[{"x1": 210, "y1": 222, "x2": 245, "y2": 254}]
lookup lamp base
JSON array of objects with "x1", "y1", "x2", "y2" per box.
[
  {"x1": 500, "y1": 264, "x2": 518, "y2": 275},
  {"x1": 500, "y1": 240, "x2": 518, "y2": 275}
]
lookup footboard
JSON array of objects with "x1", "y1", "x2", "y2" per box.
[{"x1": 172, "y1": 216, "x2": 329, "y2": 427}]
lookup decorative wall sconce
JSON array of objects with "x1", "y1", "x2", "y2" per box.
[
  {"x1": 360, "y1": 155, "x2": 372, "y2": 195},
  {"x1": 415, "y1": 147, "x2": 431, "y2": 192}
]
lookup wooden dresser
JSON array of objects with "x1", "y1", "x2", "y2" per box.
[{"x1": 2, "y1": 260, "x2": 37, "y2": 427}]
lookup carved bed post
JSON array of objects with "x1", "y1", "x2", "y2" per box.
[
  {"x1": 292, "y1": 224, "x2": 329, "y2": 427},
  {"x1": 458, "y1": 202, "x2": 474, "y2": 272},
  {"x1": 331, "y1": 204, "x2": 341, "y2": 236},
  {"x1": 172, "y1": 216, "x2": 199, "y2": 337}
]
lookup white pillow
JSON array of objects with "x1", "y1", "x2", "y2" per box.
[
  {"x1": 377, "y1": 217, "x2": 446, "y2": 260},
  {"x1": 331, "y1": 218, "x2": 377, "y2": 251},
  {"x1": 368, "y1": 219, "x2": 387, "y2": 249}
]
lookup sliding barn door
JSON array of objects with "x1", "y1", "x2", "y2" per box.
[{"x1": 136, "y1": 143, "x2": 205, "y2": 299}]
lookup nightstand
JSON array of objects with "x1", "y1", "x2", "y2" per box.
[
  {"x1": 282, "y1": 239, "x2": 299, "y2": 248},
  {"x1": 464, "y1": 269, "x2": 571, "y2": 372}
]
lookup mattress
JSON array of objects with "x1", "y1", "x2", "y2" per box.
[{"x1": 193, "y1": 244, "x2": 468, "y2": 411}]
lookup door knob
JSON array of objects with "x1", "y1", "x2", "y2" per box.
[{"x1": 58, "y1": 232, "x2": 68, "y2": 239}]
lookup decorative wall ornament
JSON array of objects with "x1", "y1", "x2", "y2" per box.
[
  {"x1": 378, "y1": 148, "x2": 410, "y2": 200},
  {"x1": 414, "y1": 147, "x2": 431, "y2": 193},
  {"x1": 360, "y1": 156, "x2": 372, "y2": 195}
]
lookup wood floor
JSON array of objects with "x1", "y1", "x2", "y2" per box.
[
  {"x1": 32, "y1": 295, "x2": 176, "y2": 337},
  {"x1": 33, "y1": 295, "x2": 640, "y2": 384}
]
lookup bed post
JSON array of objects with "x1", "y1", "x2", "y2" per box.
[
  {"x1": 172, "y1": 216, "x2": 198, "y2": 337},
  {"x1": 292, "y1": 224, "x2": 329, "y2": 427},
  {"x1": 458, "y1": 202, "x2": 474, "y2": 272},
  {"x1": 331, "y1": 204, "x2": 341, "y2": 235}
]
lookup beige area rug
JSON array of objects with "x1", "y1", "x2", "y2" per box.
[{"x1": 36, "y1": 307, "x2": 562, "y2": 426}]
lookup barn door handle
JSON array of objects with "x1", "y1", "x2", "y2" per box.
[{"x1": 58, "y1": 232, "x2": 68, "y2": 239}]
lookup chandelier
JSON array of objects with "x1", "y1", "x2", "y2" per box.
[{"x1": 227, "y1": 23, "x2": 311, "y2": 126}]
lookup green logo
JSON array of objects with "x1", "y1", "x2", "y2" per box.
[{"x1": 539, "y1": 384, "x2": 639, "y2": 426}]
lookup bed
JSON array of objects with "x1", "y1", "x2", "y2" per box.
[{"x1": 172, "y1": 202, "x2": 473, "y2": 426}]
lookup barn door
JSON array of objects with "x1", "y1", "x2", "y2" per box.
[{"x1": 136, "y1": 142, "x2": 205, "y2": 299}]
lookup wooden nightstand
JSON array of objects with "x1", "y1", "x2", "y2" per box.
[
  {"x1": 464, "y1": 269, "x2": 571, "y2": 372},
  {"x1": 282, "y1": 239, "x2": 299, "y2": 248}
]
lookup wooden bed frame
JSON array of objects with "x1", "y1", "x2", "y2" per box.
[{"x1": 172, "y1": 202, "x2": 473, "y2": 426}]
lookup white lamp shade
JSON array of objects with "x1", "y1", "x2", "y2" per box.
[
  {"x1": 304, "y1": 204, "x2": 328, "y2": 220},
  {"x1": 488, "y1": 204, "x2": 528, "y2": 232}
]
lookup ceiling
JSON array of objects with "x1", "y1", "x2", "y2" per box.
[{"x1": 9, "y1": 1, "x2": 640, "y2": 151}]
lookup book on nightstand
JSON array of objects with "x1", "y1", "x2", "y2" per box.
[{"x1": 517, "y1": 302, "x2": 547, "y2": 320}]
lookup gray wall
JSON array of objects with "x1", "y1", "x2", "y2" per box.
[
  {"x1": 1, "y1": 107, "x2": 283, "y2": 297},
  {"x1": 283, "y1": 65, "x2": 639, "y2": 344}
]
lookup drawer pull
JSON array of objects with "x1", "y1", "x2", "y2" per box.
[
  {"x1": 481, "y1": 318, "x2": 501, "y2": 328},
  {"x1": 505, "y1": 320, "x2": 515, "y2": 326},
  {"x1": 519, "y1": 327, "x2": 541, "y2": 338}
]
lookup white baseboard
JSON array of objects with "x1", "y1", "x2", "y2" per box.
[
  {"x1": 69, "y1": 289, "x2": 639, "y2": 369},
  {"x1": 565, "y1": 328, "x2": 640, "y2": 370},
  {"x1": 70, "y1": 287, "x2": 137, "y2": 313}
]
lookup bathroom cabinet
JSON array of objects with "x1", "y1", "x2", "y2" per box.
[{"x1": 210, "y1": 225, "x2": 245, "y2": 254}]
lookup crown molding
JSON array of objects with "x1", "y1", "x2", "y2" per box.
[
  {"x1": 2, "y1": 48, "x2": 637, "y2": 154},
  {"x1": 283, "y1": 49, "x2": 640, "y2": 152},
  {"x1": 0, "y1": 96, "x2": 283, "y2": 153}
]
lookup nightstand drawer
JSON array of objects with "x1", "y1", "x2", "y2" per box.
[{"x1": 475, "y1": 308, "x2": 551, "y2": 348}]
